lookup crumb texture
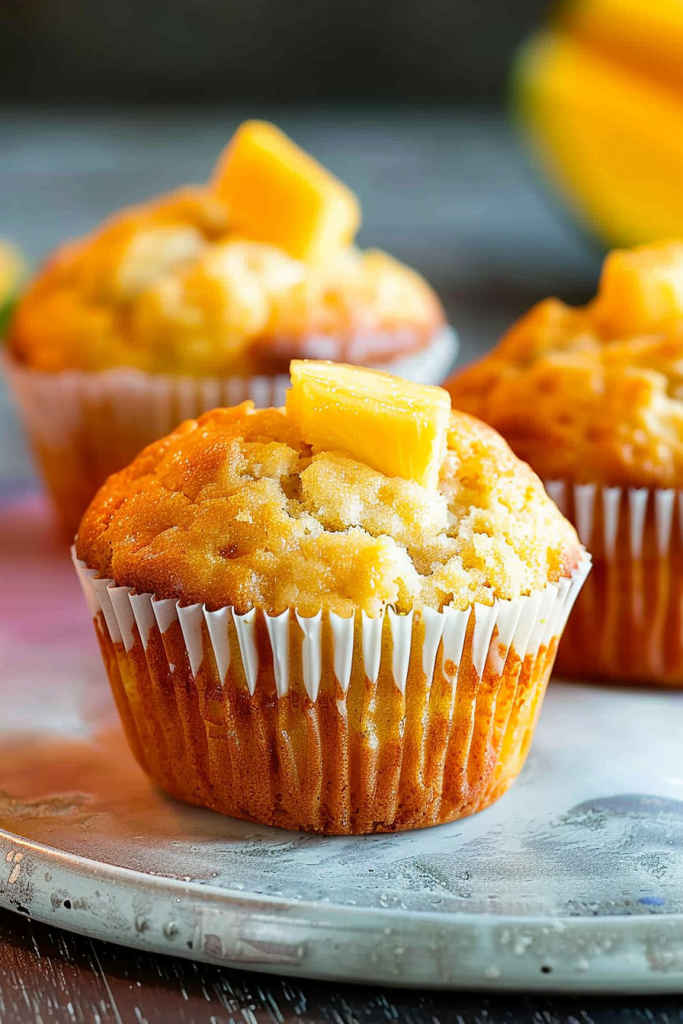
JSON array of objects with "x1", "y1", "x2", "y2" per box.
[
  {"x1": 77, "y1": 405, "x2": 581, "y2": 616},
  {"x1": 9, "y1": 189, "x2": 443, "y2": 376},
  {"x1": 447, "y1": 242, "x2": 683, "y2": 488}
]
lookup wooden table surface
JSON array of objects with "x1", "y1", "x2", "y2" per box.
[
  {"x1": 3, "y1": 907, "x2": 683, "y2": 1023},
  {"x1": 0, "y1": 107, "x2": 668, "y2": 1022}
]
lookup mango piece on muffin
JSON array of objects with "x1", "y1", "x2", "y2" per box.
[
  {"x1": 5, "y1": 121, "x2": 454, "y2": 539},
  {"x1": 212, "y1": 120, "x2": 361, "y2": 262},
  {"x1": 446, "y1": 239, "x2": 683, "y2": 685},
  {"x1": 287, "y1": 359, "x2": 451, "y2": 488},
  {"x1": 75, "y1": 362, "x2": 587, "y2": 834},
  {"x1": 9, "y1": 122, "x2": 446, "y2": 378}
]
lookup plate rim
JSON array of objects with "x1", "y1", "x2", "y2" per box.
[{"x1": 3, "y1": 826, "x2": 683, "y2": 995}]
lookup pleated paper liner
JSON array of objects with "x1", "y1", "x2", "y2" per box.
[
  {"x1": 3, "y1": 327, "x2": 457, "y2": 540},
  {"x1": 547, "y1": 480, "x2": 683, "y2": 685},
  {"x1": 74, "y1": 551, "x2": 590, "y2": 835}
]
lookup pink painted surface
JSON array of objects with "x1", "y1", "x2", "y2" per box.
[
  {"x1": 0, "y1": 494, "x2": 255, "y2": 873},
  {"x1": 0, "y1": 494, "x2": 118, "y2": 751},
  {"x1": 0, "y1": 493, "x2": 91, "y2": 647}
]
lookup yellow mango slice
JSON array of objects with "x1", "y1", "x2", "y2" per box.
[
  {"x1": 0, "y1": 240, "x2": 26, "y2": 330},
  {"x1": 565, "y1": 0, "x2": 683, "y2": 90},
  {"x1": 286, "y1": 360, "x2": 451, "y2": 489},
  {"x1": 212, "y1": 121, "x2": 361, "y2": 262},
  {"x1": 515, "y1": 31, "x2": 683, "y2": 247},
  {"x1": 0, "y1": 240, "x2": 25, "y2": 301},
  {"x1": 594, "y1": 241, "x2": 683, "y2": 336}
]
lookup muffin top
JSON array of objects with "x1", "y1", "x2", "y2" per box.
[
  {"x1": 8, "y1": 123, "x2": 444, "y2": 377},
  {"x1": 446, "y1": 241, "x2": 683, "y2": 489},
  {"x1": 77, "y1": 381, "x2": 581, "y2": 617}
]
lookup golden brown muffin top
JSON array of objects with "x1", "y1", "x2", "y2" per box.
[
  {"x1": 446, "y1": 241, "x2": 683, "y2": 489},
  {"x1": 77, "y1": 403, "x2": 581, "y2": 616},
  {"x1": 8, "y1": 188, "x2": 444, "y2": 377}
]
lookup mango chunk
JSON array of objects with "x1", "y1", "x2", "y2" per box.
[
  {"x1": 0, "y1": 240, "x2": 25, "y2": 300},
  {"x1": 515, "y1": 30, "x2": 683, "y2": 247},
  {"x1": 565, "y1": 0, "x2": 683, "y2": 92},
  {"x1": 212, "y1": 121, "x2": 361, "y2": 262},
  {"x1": 286, "y1": 360, "x2": 451, "y2": 489},
  {"x1": 0, "y1": 240, "x2": 26, "y2": 331},
  {"x1": 594, "y1": 241, "x2": 683, "y2": 337}
]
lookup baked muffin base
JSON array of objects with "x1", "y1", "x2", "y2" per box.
[
  {"x1": 548, "y1": 481, "x2": 683, "y2": 686},
  {"x1": 74, "y1": 551, "x2": 589, "y2": 835},
  {"x1": 3, "y1": 327, "x2": 457, "y2": 539}
]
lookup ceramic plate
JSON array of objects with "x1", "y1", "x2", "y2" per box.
[{"x1": 2, "y1": 496, "x2": 683, "y2": 993}]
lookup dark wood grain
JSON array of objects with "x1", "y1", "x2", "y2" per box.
[{"x1": 0, "y1": 908, "x2": 681, "y2": 1024}]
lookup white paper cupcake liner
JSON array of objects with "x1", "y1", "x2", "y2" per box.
[
  {"x1": 546, "y1": 479, "x2": 683, "y2": 684},
  {"x1": 3, "y1": 326, "x2": 457, "y2": 538},
  {"x1": 73, "y1": 550, "x2": 590, "y2": 833}
]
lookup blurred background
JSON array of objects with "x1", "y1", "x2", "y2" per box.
[
  {"x1": 1, "y1": 0, "x2": 633, "y2": 480},
  {"x1": 2, "y1": 0, "x2": 551, "y2": 104}
]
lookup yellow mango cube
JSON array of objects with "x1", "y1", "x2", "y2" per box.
[
  {"x1": 286, "y1": 360, "x2": 451, "y2": 489},
  {"x1": 0, "y1": 240, "x2": 26, "y2": 330},
  {"x1": 0, "y1": 240, "x2": 25, "y2": 302},
  {"x1": 594, "y1": 240, "x2": 683, "y2": 337},
  {"x1": 515, "y1": 30, "x2": 683, "y2": 249},
  {"x1": 212, "y1": 121, "x2": 361, "y2": 262}
]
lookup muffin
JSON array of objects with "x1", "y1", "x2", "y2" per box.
[
  {"x1": 4, "y1": 121, "x2": 453, "y2": 537},
  {"x1": 73, "y1": 361, "x2": 587, "y2": 834},
  {"x1": 446, "y1": 239, "x2": 683, "y2": 685}
]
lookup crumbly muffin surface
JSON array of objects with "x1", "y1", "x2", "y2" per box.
[
  {"x1": 446, "y1": 244, "x2": 683, "y2": 488},
  {"x1": 77, "y1": 404, "x2": 581, "y2": 616},
  {"x1": 9, "y1": 189, "x2": 444, "y2": 376}
]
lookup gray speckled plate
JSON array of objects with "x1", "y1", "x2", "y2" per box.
[{"x1": 2, "y1": 497, "x2": 683, "y2": 993}]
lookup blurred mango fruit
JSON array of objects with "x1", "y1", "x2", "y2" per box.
[
  {"x1": 515, "y1": 0, "x2": 683, "y2": 248},
  {"x1": 0, "y1": 241, "x2": 26, "y2": 333}
]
